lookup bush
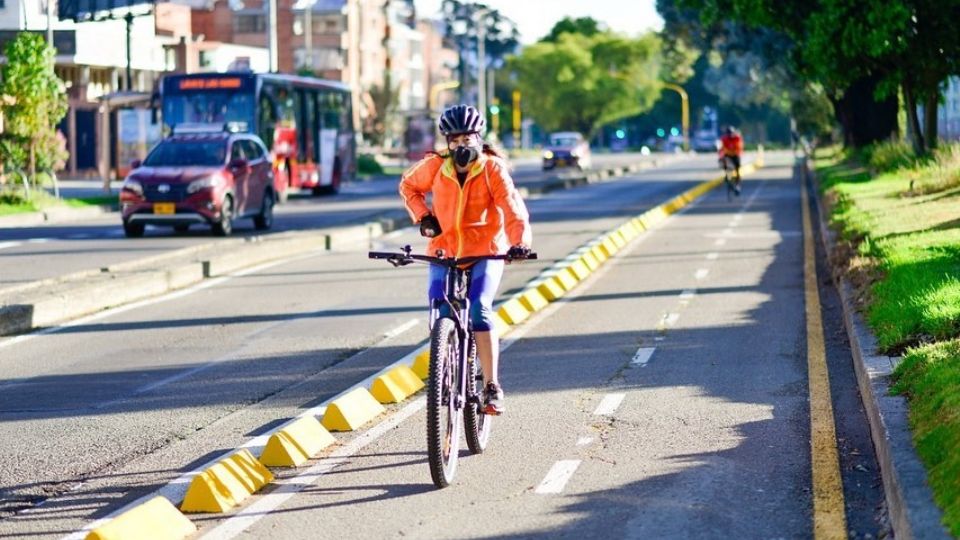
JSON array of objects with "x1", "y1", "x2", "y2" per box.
[
  {"x1": 357, "y1": 154, "x2": 384, "y2": 175},
  {"x1": 863, "y1": 140, "x2": 916, "y2": 173}
]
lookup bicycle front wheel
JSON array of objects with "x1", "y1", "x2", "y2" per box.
[{"x1": 427, "y1": 317, "x2": 463, "y2": 488}]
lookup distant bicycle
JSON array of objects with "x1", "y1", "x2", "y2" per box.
[
  {"x1": 720, "y1": 155, "x2": 741, "y2": 200},
  {"x1": 369, "y1": 245, "x2": 536, "y2": 488}
]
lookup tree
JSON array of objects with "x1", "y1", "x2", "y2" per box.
[
  {"x1": 540, "y1": 17, "x2": 603, "y2": 43},
  {"x1": 441, "y1": 0, "x2": 520, "y2": 102},
  {"x1": 509, "y1": 32, "x2": 663, "y2": 139},
  {"x1": 0, "y1": 33, "x2": 67, "y2": 195}
]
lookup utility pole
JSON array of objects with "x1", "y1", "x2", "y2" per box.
[
  {"x1": 475, "y1": 8, "x2": 490, "y2": 120},
  {"x1": 512, "y1": 89, "x2": 521, "y2": 147},
  {"x1": 125, "y1": 11, "x2": 134, "y2": 90},
  {"x1": 46, "y1": 0, "x2": 54, "y2": 49},
  {"x1": 268, "y1": 0, "x2": 279, "y2": 72},
  {"x1": 304, "y1": 0, "x2": 313, "y2": 72}
]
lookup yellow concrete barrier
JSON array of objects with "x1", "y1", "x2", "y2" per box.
[
  {"x1": 321, "y1": 388, "x2": 386, "y2": 432},
  {"x1": 519, "y1": 288, "x2": 549, "y2": 313},
  {"x1": 567, "y1": 258, "x2": 592, "y2": 280},
  {"x1": 493, "y1": 312, "x2": 512, "y2": 335},
  {"x1": 259, "y1": 416, "x2": 336, "y2": 467},
  {"x1": 580, "y1": 251, "x2": 600, "y2": 271},
  {"x1": 536, "y1": 277, "x2": 566, "y2": 301},
  {"x1": 498, "y1": 297, "x2": 531, "y2": 325},
  {"x1": 86, "y1": 497, "x2": 195, "y2": 540},
  {"x1": 411, "y1": 349, "x2": 430, "y2": 379},
  {"x1": 600, "y1": 236, "x2": 619, "y2": 257},
  {"x1": 609, "y1": 231, "x2": 628, "y2": 248},
  {"x1": 552, "y1": 267, "x2": 580, "y2": 290},
  {"x1": 371, "y1": 365, "x2": 425, "y2": 404},
  {"x1": 590, "y1": 244, "x2": 608, "y2": 264},
  {"x1": 181, "y1": 449, "x2": 274, "y2": 513}
]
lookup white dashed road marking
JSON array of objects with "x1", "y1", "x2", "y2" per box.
[
  {"x1": 535, "y1": 460, "x2": 582, "y2": 494},
  {"x1": 630, "y1": 347, "x2": 656, "y2": 367},
  {"x1": 695, "y1": 268, "x2": 709, "y2": 280},
  {"x1": 593, "y1": 393, "x2": 626, "y2": 416}
]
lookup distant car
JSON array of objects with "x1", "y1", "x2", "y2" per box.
[
  {"x1": 119, "y1": 127, "x2": 276, "y2": 238},
  {"x1": 542, "y1": 131, "x2": 591, "y2": 171},
  {"x1": 692, "y1": 130, "x2": 720, "y2": 153}
]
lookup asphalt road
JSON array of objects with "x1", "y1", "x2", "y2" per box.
[
  {"x1": 0, "y1": 153, "x2": 886, "y2": 539},
  {"x1": 0, "y1": 152, "x2": 660, "y2": 290}
]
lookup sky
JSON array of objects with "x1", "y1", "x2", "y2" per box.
[{"x1": 413, "y1": 0, "x2": 664, "y2": 44}]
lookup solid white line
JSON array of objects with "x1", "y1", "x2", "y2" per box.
[
  {"x1": 695, "y1": 268, "x2": 709, "y2": 280},
  {"x1": 383, "y1": 318, "x2": 420, "y2": 339},
  {"x1": 630, "y1": 347, "x2": 656, "y2": 367},
  {"x1": 535, "y1": 460, "x2": 582, "y2": 494},
  {"x1": 0, "y1": 241, "x2": 21, "y2": 250},
  {"x1": 201, "y1": 397, "x2": 426, "y2": 540},
  {"x1": 714, "y1": 238, "x2": 727, "y2": 246},
  {"x1": 593, "y1": 393, "x2": 626, "y2": 416},
  {"x1": 27, "y1": 238, "x2": 52, "y2": 244},
  {"x1": 576, "y1": 437, "x2": 594, "y2": 446},
  {"x1": 706, "y1": 252, "x2": 719, "y2": 260}
]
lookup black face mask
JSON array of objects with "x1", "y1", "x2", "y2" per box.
[{"x1": 454, "y1": 145, "x2": 479, "y2": 168}]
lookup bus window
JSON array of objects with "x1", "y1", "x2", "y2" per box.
[
  {"x1": 300, "y1": 89, "x2": 318, "y2": 163},
  {"x1": 258, "y1": 92, "x2": 277, "y2": 148},
  {"x1": 320, "y1": 89, "x2": 343, "y2": 130}
]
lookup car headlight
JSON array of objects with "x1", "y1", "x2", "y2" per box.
[
  {"x1": 543, "y1": 150, "x2": 554, "y2": 159},
  {"x1": 187, "y1": 175, "x2": 222, "y2": 194},
  {"x1": 571, "y1": 149, "x2": 579, "y2": 158},
  {"x1": 121, "y1": 179, "x2": 143, "y2": 196}
]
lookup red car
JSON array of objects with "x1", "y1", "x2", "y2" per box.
[{"x1": 120, "y1": 129, "x2": 276, "y2": 237}]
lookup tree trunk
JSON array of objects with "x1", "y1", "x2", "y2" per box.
[
  {"x1": 903, "y1": 81, "x2": 926, "y2": 154},
  {"x1": 924, "y1": 91, "x2": 939, "y2": 151},
  {"x1": 29, "y1": 141, "x2": 36, "y2": 195},
  {"x1": 835, "y1": 74, "x2": 899, "y2": 148}
]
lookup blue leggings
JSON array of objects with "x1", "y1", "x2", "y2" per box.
[{"x1": 428, "y1": 259, "x2": 504, "y2": 332}]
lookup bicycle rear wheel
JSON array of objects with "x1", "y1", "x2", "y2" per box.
[
  {"x1": 463, "y1": 334, "x2": 491, "y2": 454},
  {"x1": 427, "y1": 317, "x2": 463, "y2": 488}
]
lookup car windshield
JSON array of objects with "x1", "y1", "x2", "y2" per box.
[
  {"x1": 142, "y1": 141, "x2": 226, "y2": 167},
  {"x1": 550, "y1": 136, "x2": 580, "y2": 147}
]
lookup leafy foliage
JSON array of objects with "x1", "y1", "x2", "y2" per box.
[
  {"x1": 509, "y1": 32, "x2": 663, "y2": 138},
  {"x1": 0, "y1": 33, "x2": 67, "y2": 192}
]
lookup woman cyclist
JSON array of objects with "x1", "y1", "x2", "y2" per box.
[{"x1": 399, "y1": 104, "x2": 532, "y2": 416}]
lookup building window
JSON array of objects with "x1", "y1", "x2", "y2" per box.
[
  {"x1": 234, "y1": 14, "x2": 266, "y2": 34},
  {"x1": 293, "y1": 16, "x2": 303, "y2": 36},
  {"x1": 199, "y1": 51, "x2": 212, "y2": 68}
]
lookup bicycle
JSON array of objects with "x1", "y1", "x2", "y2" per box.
[
  {"x1": 369, "y1": 244, "x2": 537, "y2": 488},
  {"x1": 720, "y1": 155, "x2": 741, "y2": 200}
]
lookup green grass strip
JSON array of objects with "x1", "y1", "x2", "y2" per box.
[{"x1": 892, "y1": 339, "x2": 960, "y2": 537}]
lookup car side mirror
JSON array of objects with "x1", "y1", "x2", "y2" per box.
[
  {"x1": 130, "y1": 159, "x2": 142, "y2": 169},
  {"x1": 229, "y1": 158, "x2": 249, "y2": 171}
]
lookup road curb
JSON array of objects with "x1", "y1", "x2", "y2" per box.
[
  {"x1": 85, "y1": 496, "x2": 196, "y2": 540},
  {"x1": 0, "y1": 204, "x2": 113, "y2": 228},
  {"x1": 804, "y1": 161, "x2": 950, "y2": 540}
]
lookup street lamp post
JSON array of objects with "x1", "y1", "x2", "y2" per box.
[
  {"x1": 663, "y1": 83, "x2": 689, "y2": 152},
  {"x1": 474, "y1": 8, "x2": 490, "y2": 120}
]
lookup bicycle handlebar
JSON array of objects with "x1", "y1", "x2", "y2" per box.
[{"x1": 369, "y1": 245, "x2": 537, "y2": 268}]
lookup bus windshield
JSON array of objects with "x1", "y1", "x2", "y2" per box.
[{"x1": 163, "y1": 91, "x2": 255, "y2": 127}]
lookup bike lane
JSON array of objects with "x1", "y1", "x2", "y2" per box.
[{"x1": 185, "y1": 155, "x2": 885, "y2": 538}]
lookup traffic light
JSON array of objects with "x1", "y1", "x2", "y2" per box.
[
  {"x1": 615, "y1": 129, "x2": 626, "y2": 139},
  {"x1": 670, "y1": 127, "x2": 680, "y2": 137},
  {"x1": 656, "y1": 128, "x2": 666, "y2": 137},
  {"x1": 489, "y1": 104, "x2": 500, "y2": 115}
]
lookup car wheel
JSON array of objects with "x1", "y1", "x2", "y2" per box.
[
  {"x1": 253, "y1": 191, "x2": 274, "y2": 230},
  {"x1": 123, "y1": 221, "x2": 145, "y2": 238},
  {"x1": 212, "y1": 195, "x2": 234, "y2": 236},
  {"x1": 173, "y1": 224, "x2": 190, "y2": 234}
]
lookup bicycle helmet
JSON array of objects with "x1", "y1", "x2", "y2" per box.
[
  {"x1": 438, "y1": 104, "x2": 486, "y2": 137},
  {"x1": 723, "y1": 126, "x2": 735, "y2": 136}
]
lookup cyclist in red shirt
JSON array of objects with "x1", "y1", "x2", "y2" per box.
[{"x1": 718, "y1": 126, "x2": 744, "y2": 195}]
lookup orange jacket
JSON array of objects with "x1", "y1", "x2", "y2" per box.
[
  {"x1": 399, "y1": 152, "x2": 532, "y2": 258},
  {"x1": 719, "y1": 133, "x2": 744, "y2": 157}
]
